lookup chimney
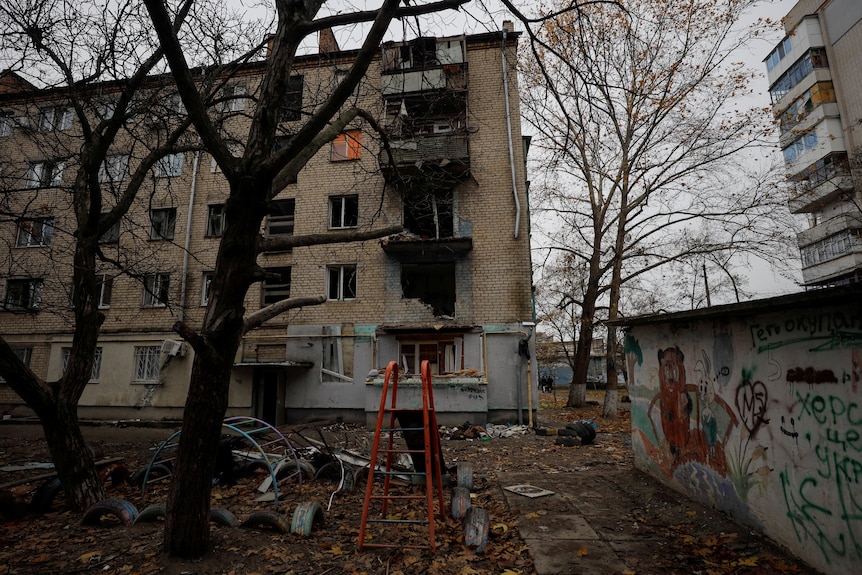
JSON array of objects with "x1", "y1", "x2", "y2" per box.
[
  {"x1": 319, "y1": 28, "x2": 340, "y2": 53},
  {"x1": 503, "y1": 20, "x2": 514, "y2": 33}
]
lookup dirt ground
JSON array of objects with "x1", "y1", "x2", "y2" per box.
[{"x1": 0, "y1": 391, "x2": 815, "y2": 575}]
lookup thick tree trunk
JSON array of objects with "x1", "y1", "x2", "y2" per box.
[
  {"x1": 567, "y1": 279, "x2": 600, "y2": 408},
  {"x1": 164, "y1": 356, "x2": 235, "y2": 556},
  {"x1": 567, "y1": 317, "x2": 594, "y2": 408},
  {"x1": 164, "y1": 184, "x2": 263, "y2": 557},
  {"x1": 40, "y1": 403, "x2": 106, "y2": 510}
]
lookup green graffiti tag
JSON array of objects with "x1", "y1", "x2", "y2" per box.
[{"x1": 780, "y1": 392, "x2": 862, "y2": 565}]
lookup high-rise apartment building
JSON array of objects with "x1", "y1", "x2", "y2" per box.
[
  {"x1": 765, "y1": 0, "x2": 862, "y2": 287},
  {"x1": 0, "y1": 25, "x2": 536, "y2": 426}
]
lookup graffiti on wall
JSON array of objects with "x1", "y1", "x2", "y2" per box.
[
  {"x1": 638, "y1": 345, "x2": 738, "y2": 477},
  {"x1": 779, "y1": 389, "x2": 862, "y2": 565},
  {"x1": 631, "y1": 307, "x2": 862, "y2": 573}
]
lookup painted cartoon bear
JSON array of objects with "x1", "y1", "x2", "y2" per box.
[{"x1": 657, "y1": 346, "x2": 693, "y2": 457}]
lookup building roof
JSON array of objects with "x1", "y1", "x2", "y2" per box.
[{"x1": 608, "y1": 284, "x2": 862, "y2": 327}]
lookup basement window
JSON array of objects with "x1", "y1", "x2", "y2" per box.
[{"x1": 401, "y1": 262, "x2": 455, "y2": 317}]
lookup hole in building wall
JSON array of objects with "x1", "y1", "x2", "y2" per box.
[
  {"x1": 401, "y1": 262, "x2": 455, "y2": 317},
  {"x1": 403, "y1": 190, "x2": 453, "y2": 238}
]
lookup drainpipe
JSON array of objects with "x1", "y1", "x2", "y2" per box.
[
  {"x1": 178, "y1": 149, "x2": 201, "y2": 322},
  {"x1": 502, "y1": 22, "x2": 520, "y2": 239}
]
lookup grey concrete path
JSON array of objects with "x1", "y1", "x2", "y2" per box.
[
  {"x1": 499, "y1": 470, "x2": 648, "y2": 575},
  {"x1": 498, "y1": 468, "x2": 819, "y2": 575}
]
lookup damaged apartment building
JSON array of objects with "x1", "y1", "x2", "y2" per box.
[{"x1": 0, "y1": 24, "x2": 536, "y2": 426}]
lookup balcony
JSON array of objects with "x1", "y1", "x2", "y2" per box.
[
  {"x1": 787, "y1": 160, "x2": 853, "y2": 214},
  {"x1": 797, "y1": 212, "x2": 862, "y2": 247},
  {"x1": 800, "y1": 250, "x2": 862, "y2": 287},
  {"x1": 380, "y1": 233, "x2": 472, "y2": 262},
  {"x1": 381, "y1": 64, "x2": 467, "y2": 96},
  {"x1": 378, "y1": 134, "x2": 470, "y2": 180}
]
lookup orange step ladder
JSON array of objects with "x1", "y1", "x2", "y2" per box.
[{"x1": 358, "y1": 360, "x2": 447, "y2": 552}]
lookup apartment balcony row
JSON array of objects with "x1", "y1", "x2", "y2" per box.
[
  {"x1": 381, "y1": 63, "x2": 467, "y2": 97},
  {"x1": 800, "y1": 249, "x2": 862, "y2": 287},
  {"x1": 378, "y1": 133, "x2": 470, "y2": 180},
  {"x1": 797, "y1": 212, "x2": 862, "y2": 247},
  {"x1": 787, "y1": 160, "x2": 854, "y2": 213},
  {"x1": 798, "y1": 227, "x2": 862, "y2": 287}
]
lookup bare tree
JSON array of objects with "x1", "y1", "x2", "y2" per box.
[
  {"x1": 141, "y1": 0, "x2": 470, "y2": 557},
  {"x1": 0, "y1": 0, "x2": 204, "y2": 510},
  {"x1": 515, "y1": 0, "x2": 799, "y2": 414}
]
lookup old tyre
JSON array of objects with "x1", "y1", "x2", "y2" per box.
[
  {"x1": 81, "y1": 497, "x2": 139, "y2": 527},
  {"x1": 291, "y1": 501, "x2": 325, "y2": 536},
  {"x1": 133, "y1": 502, "x2": 166, "y2": 524},
  {"x1": 210, "y1": 507, "x2": 240, "y2": 527},
  {"x1": 241, "y1": 509, "x2": 291, "y2": 533}
]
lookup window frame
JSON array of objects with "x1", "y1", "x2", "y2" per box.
[
  {"x1": 134, "y1": 346, "x2": 162, "y2": 383},
  {"x1": 329, "y1": 195, "x2": 359, "y2": 229},
  {"x1": 281, "y1": 75, "x2": 304, "y2": 122},
  {"x1": 262, "y1": 267, "x2": 292, "y2": 305},
  {"x1": 15, "y1": 217, "x2": 54, "y2": 247},
  {"x1": 201, "y1": 272, "x2": 214, "y2": 306},
  {"x1": 206, "y1": 204, "x2": 226, "y2": 237},
  {"x1": 62, "y1": 346, "x2": 103, "y2": 382},
  {"x1": 330, "y1": 130, "x2": 362, "y2": 162},
  {"x1": 97, "y1": 274, "x2": 113, "y2": 309},
  {"x1": 327, "y1": 265, "x2": 357, "y2": 301},
  {"x1": 25, "y1": 160, "x2": 65, "y2": 188},
  {"x1": 0, "y1": 112, "x2": 13, "y2": 137},
  {"x1": 397, "y1": 336, "x2": 462, "y2": 375},
  {"x1": 39, "y1": 105, "x2": 73, "y2": 132},
  {"x1": 142, "y1": 273, "x2": 170, "y2": 308},
  {"x1": 99, "y1": 218, "x2": 120, "y2": 244},
  {"x1": 222, "y1": 84, "x2": 247, "y2": 113},
  {"x1": 149, "y1": 207, "x2": 177, "y2": 240},
  {"x1": 265, "y1": 199, "x2": 295, "y2": 240},
  {"x1": 4, "y1": 278, "x2": 43, "y2": 312},
  {"x1": 99, "y1": 154, "x2": 130, "y2": 183},
  {"x1": 155, "y1": 152, "x2": 184, "y2": 178},
  {"x1": 0, "y1": 347, "x2": 32, "y2": 382}
]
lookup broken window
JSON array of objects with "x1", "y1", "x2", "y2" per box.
[
  {"x1": 207, "y1": 204, "x2": 226, "y2": 237},
  {"x1": 403, "y1": 190, "x2": 453, "y2": 238},
  {"x1": 266, "y1": 199, "x2": 295, "y2": 237},
  {"x1": 96, "y1": 274, "x2": 113, "y2": 308},
  {"x1": 142, "y1": 273, "x2": 170, "y2": 307},
  {"x1": 262, "y1": 266, "x2": 291, "y2": 305},
  {"x1": 4, "y1": 278, "x2": 43, "y2": 311},
  {"x1": 398, "y1": 335, "x2": 462, "y2": 375},
  {"x1": 330, "y1": 130, "x2": 362, "y2": 161},
  {"x1": 327, "y1": 265, "x2": 356, "y2": 301},
  {"x1": 321, "y1": 325, "x2": 354, "y2": 383},
  {"x1": 329, "y1": 195, "x2": 358, "y2": 229},
  {"x1": 149, "y1": 208, "x2": 176, "y2": 240},
  {"x1": 400, "y1": 262, "x2": 455, "y2": 317},
  {"x1": 281, "y1": 75, "x2": 304, "y2": 122}
]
